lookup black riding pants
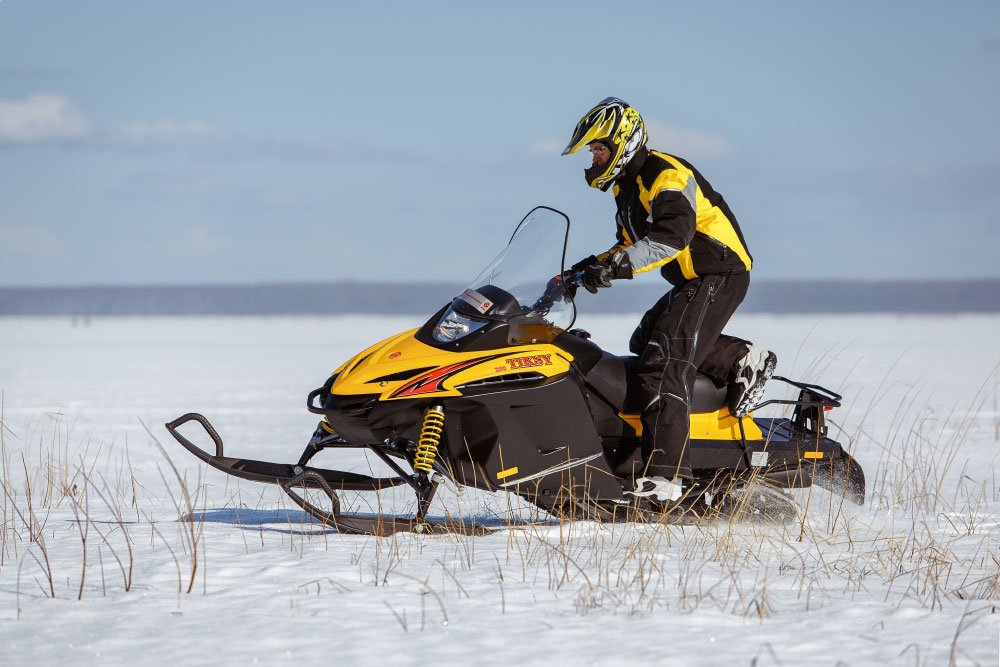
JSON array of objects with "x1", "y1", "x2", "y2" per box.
[{"x1": 629, "y1": 271, "x2": 751, "y2": 479}]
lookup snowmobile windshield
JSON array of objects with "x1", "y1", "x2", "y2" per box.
[{"x1": 432, "y1": 206, "x2": 575, "y2": 344}]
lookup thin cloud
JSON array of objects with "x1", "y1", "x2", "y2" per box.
[
  {"x1": 529, "y1": 122, "x2": 735, "y2": 162},
  {"x1": 0, "y1": 225, "x2": 67, "y2": 258},
  {"x1": 529, "y1": 137, "x2": 564, "y2": 154},
  {"x1": 645, "y1": 120, "x2": 734, "y2": 161},
  {"x1": 180, "y1": 226, "x2": 231, "y2": 253},
  {"x1": 0, "y1": 93, "x2": 92, "y2": 143},
  {"x1": 117, "y1": 120, "x2": 231, "y2": 148},
  {"x1": 0, "y1": 91, "x2": 417, "y2": 163},
  {"x1": 118, "y1": 171, "x2": 304, "y2": 210},
  {"x1": 0, "y1": 65, "x2": 78, "y2": 83}
]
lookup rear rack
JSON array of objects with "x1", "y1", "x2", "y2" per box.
[{"x1": 747, "y1": 375, "x2": 842, "y2": 437}]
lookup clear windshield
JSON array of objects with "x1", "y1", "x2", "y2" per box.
[{"x1": 432, "y1": 207, "x2": 576, "y2": 344}]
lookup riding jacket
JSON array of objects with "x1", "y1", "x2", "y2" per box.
[{"x1": 597, "y1": 147, "x2": 753, "y2": 287}]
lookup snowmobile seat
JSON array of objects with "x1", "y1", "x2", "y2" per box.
[{"x1": 554, "y1": 332, "x2": 728, "y2": 414}]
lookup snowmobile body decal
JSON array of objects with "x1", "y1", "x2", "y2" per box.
[
  {"x1": 388, "y1": 355, "x2": 506, "y2": 399},
  {"x1": 459, "y1": 288, "x2": 494, "y2": 314},
  {"x1": 506, "y1": 354, "x2": 553, "y2": 369}
]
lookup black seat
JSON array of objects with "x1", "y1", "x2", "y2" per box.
[
  {"x1": 554, "y1": 331, "x2": 729, "y2": 414},
  {"x1": 588, "y1": 352, "x2": 728, "y2": 414}
]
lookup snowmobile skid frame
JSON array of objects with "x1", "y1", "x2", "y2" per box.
[{"x1": 164, "y1": 413, "x2": 490, "y2": 536}]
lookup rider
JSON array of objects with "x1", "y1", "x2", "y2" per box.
[{"x1": 562, "y1": 97, "x2": 776, "y2": 505}]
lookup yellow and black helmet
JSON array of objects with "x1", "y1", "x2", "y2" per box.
[{"x1": 562, "y1": 97, "x2": 647, "y2": 191}]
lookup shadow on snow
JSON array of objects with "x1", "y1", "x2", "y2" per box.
[{"x1": 181, "y1": 507, "x2": 558, "y2": 534}]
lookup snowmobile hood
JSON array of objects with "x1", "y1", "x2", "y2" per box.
[{"x1": 330, "y1": 329, "x2": 574, "y2": 401}]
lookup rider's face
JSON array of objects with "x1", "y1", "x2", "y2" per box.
[{"x1": 588, "y1": 142, "x2": 611, "y2": 168}]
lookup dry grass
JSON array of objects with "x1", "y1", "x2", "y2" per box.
[{"x1": 0, "y1": 370, "x2": 996, "y2": 664}]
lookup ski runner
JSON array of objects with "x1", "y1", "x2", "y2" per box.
[{"x1": 562, "y1": 97, "x2": 776, "y2": 507}]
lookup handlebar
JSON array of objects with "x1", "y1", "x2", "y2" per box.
[
  {"x1": 527, "y1": 272, "x2": 581, "y2": 316},
  {"x1": 563, "y1": 270, "x2": 584, "y2": 289}
]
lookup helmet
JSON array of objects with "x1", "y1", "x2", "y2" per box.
[{"x1": 562, "y1": 97, "x2": 647, "y2": 191}]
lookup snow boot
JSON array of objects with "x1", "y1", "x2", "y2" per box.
[
  {"x1": 626, "y1": 476, "x2": 684, "y2": 503},
  {"x1": 729, "y1": 346, "x2": 777, "y2": 417}
]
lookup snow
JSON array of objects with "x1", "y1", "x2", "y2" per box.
[{"x1": 0, "y1": 313, "x2": 998, "y2": 666}]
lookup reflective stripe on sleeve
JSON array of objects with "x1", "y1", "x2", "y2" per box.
[{"x1": 623, "y1": 237, "x2": 681, "y2": 272}]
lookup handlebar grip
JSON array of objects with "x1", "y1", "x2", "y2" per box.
[{"x1": 562, "y1": 270, "x2": 585, "y2": 289}]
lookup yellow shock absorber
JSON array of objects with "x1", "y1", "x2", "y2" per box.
[{"x1": 413, "y1": 405, "x2": 445, "y2": 473}]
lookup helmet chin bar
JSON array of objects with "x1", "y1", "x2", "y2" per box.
[{"x1": 585, "y1": 161, "x2": 618, "y2": 191}]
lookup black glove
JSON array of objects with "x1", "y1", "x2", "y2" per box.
[
  {"x1": 581, "y1": 263, "x2": 612, "y2": 294},
  {"x1": 567, "y1": 255, "x2": 598, "y2": 274},
  {"x1": 581, "y1": 252, "x2": 633, "y2": 294}
]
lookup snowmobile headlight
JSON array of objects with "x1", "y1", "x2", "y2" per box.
[{"x1": 432, "y1": 308, "x2": 488, "y2": 342}]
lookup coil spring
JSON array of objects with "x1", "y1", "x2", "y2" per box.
[{"x1": 413, "y1": 405, "x2": 445, "y2": 473}]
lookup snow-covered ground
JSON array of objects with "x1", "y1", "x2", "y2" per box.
[{"x1": 0, "y1": 313, "x2": 998, "y2": 666}]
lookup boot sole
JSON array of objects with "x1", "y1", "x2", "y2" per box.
[{"x1": 732, "y1": 352, "x2": 777, "y2": 417}]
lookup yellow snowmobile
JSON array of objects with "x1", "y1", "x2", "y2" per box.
[{"x1": 166, "y1": 207, "x2": 864, "y2": 535}]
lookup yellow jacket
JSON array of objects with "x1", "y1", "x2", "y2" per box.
[{"x1": 599, "y1": 148, "x2": 752, "y2": 286}]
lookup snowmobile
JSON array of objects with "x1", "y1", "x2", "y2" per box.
[{"x1": 166, "y1": 206, "x2": 865, "y2": 536}]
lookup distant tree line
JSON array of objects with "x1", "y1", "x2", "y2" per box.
[{"x1": 0, "y1": 280, "x2": 997, "y2": 316}]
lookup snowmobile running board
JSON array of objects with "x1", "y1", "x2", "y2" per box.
[{"x1": 164, "y1": 413, "x2": 490, "y2": 536}]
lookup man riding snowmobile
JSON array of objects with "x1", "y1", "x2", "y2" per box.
[{"x1": 562, "y1": 97, "x2": 777, "y2": 506}]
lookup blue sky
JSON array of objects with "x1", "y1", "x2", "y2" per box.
[{"x1": 1, "y1": 1, "x2": 998, "y2": 286}]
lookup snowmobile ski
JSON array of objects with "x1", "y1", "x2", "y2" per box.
[{"x1": 165, "y1": 413, "x2": 489, "y2": 536}]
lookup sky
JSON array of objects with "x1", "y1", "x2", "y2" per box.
[{"x1": 1, "y1": 1, "x2": 998, "y2": 287}]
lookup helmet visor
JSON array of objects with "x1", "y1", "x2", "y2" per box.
[{"x1": 561, "y1": 107, "x2": 617, "y2": 155}]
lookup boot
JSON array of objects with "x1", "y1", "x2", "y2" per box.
[
  {"x1": 626, "y1": 476, "x2": 684, "y2": 502},
  {"x1": 729, "y1": 346, "x2": 777, "y2": 417}
]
